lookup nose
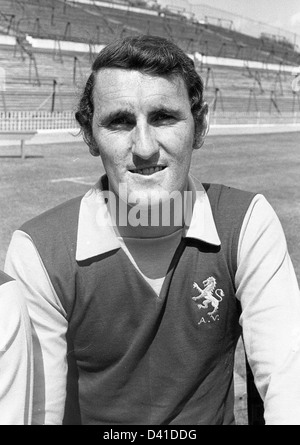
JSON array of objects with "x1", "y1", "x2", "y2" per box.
[{"x1": 131, "y1": 122, "x2": 159, "y2": 160}]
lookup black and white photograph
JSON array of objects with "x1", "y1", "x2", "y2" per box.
[{"x1": 0, "y1": 0, "x2": 299, "y2": 427}]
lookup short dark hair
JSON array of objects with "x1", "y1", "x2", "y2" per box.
[{"x1": 75, "y1": 35, "x2": 207, "y2": 156}]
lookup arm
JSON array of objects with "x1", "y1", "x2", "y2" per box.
[
  {"x1": 4, "y1": 230, "x2": 68, "y2": 425},
  {"x1": 0, "y1": 278, "x2": 33, "y2": 425},
  {"x1": 236, "y1": 194, "x2": 300, "y2": 425}
]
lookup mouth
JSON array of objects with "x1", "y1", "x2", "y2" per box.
[{"x1": 129, "y1": 166, "x2": 166, "y2": 176}]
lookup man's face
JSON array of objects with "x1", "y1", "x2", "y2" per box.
[{"x1": 92, "y1": 68, "x2": 196, "y2": 206}]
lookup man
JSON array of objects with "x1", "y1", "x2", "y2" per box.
[
  {"x1": 0, "y1": 270, "x2": 32, "y2": 424},
  {"x1": 5, "y1": 35, "x2": 300, "y2": 425}
]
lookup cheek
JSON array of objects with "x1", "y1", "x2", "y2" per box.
[
  {"x1": 168, "y1": 125, "x2": 195, "y2": 161},
  {"x1": 94, "y1": 132, "x2": 128, "y2": 166}
]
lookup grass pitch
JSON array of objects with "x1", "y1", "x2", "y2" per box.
[{"x1": 0, "y1": 130, "x2": 299, "y2": 425}]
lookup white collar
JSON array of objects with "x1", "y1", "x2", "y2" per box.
[{"x1": 76, "y1": 175, "x2": 221, "y2": 261}]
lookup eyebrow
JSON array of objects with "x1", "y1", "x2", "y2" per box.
[
  {"x1": 99, "y1": 104, "x2": 183, "y2": 125},
  {"x1": 149, "y1": 105, "x2": 181, "y2": 115}
]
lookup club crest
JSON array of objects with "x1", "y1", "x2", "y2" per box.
[{"x1": 192, "y1": 276, "x2": 224, "y2": 324}]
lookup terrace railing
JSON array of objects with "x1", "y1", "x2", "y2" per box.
[
  {"x1": 209, "y1": 110, "x2": 300, "y2": 125},
  {"x1": 0, "y1": 110, "x2": 76, "y2": 131}
]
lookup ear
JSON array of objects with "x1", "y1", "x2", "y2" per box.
[
  {"x1": 89, "y1": 135, "x2": 100, "y2": 157},
  {"x1": 193, "y1": 103, "x2": 209, "y2": 150}
]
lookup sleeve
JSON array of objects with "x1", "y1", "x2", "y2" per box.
[
  {"x1": 236, "y1": 194, "x2": 300, "y2": 425},
  {"x1": 4, "y1": 230, "x2": 68, "y2": 425},
  {"x1": 0, "y1": 279, "x2": 33, "y2": 425}
]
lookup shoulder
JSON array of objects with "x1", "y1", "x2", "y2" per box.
[
  {"x1": 203, "y1": 182, "x2": 257, "y2": 225},
  {"x1": 239, "y1": 194, "x2": 286, "y2": 248},
  {"x1": 203, "y1": 182, "x2": 256, "y2": 203},
  {"x1": 20, "y1": 195, "x2": 83, "y2": 234}
]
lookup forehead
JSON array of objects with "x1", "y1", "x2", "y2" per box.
[{"x1": 92, "y1": 68, "x2": 190, "y2": 112}]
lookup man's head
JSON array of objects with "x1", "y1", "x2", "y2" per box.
[
  {"x1": 75, "y1": 35, "x2": 208, "y2": 156},
  {"x1": 75, "y1": 35, "x2": 208, "y2": 210}
]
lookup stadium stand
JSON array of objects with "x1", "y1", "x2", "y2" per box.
[
  {"x1": 0, "y1": 0, "x2": 299, "y2": 120},
  {"x1": 0, "y1": 0, "x2": 299, "y2": 131}
]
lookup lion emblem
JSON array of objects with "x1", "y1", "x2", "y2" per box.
[{"x1": 192, "y1": 276, "x2": 224, "y2": 317}]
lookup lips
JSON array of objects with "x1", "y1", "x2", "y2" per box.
[{"x1": 129, "y1": 166, "x2": 166, "y2": 176}]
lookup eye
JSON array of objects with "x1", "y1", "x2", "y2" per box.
[
  {"x1": 109, "y1": 116, "x2": 134, "y2": 129},
  {"x1": 151, "y1": 111, "x2": 177, "y2": 125}
]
